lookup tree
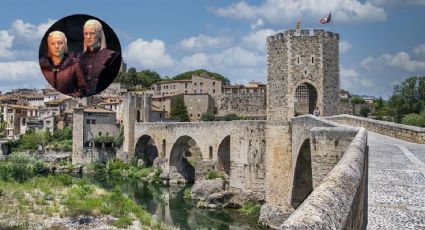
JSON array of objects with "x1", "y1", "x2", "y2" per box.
[
  {"x1": 360, "y1": 107, "x2": 370, "y2": 117},
  {"x1": 401, "y1": 110, "x2": 425, "y2": 127},
  {"x1": 172, "y1": 69, "x2": 230, "y2": 84},
  {"x1": 170, "y1": 96, "x2": 190, "y2": 122},
  {"x1": 351, "y1": 97, "x2": 365, "y2": 104},
  {"x1": 388, "y1": 76, "x2": 425, "y2": 122},
  {"x1": 0, "y1": 121, "x2": 6, "y2": 138}
]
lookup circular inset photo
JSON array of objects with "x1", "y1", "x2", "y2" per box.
[{"x1": 39, "y1": 14, "x2": 122, "y2": 97}]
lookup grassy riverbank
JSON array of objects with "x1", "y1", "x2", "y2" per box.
[{"x1": 0, "y1": 153, "x2": 169, "y2": 229}]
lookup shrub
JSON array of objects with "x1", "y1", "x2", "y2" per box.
[
  {"x1": 106, "y1": 159, "x2": 129, "y2": 173},
  {"x1": 240, "y1": 201, "x2": 261, "y2": 216},
  {"x1": 113, "y1": 216, "x2": 133, "y2": 228},
  {"x1": 401, "y1": 111, "x2": 425, "y2": 127},
  {"x1": 200, "y1": 112, "x2": 215, "y2": 121},
  {"x1": 205, "y1": 169, "x2": 225, "y2": 180},
  {"x1": 183, "y1": 188, "x2": 191, "y2": 199},
  {"x1": 221, "y1": 113, "x2": 240, "y2": 121}
]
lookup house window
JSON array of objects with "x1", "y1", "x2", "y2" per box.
[
  {"x1": 92, "y1": 120, "x2": 96, "y2": 124},
  {"x1": 194, "y1": 83, "x2": 197, "y2": 87},
  {"x1": 99, "y1": 132, "x2": 102, "y2": 136},
  {"x1": 200, "y1": 82, "x2": 203, "y2": 87},
  {"x1": 86, "y1": 119, "x2": 90, "y2": 124},
  {"x1": 190, "y1": 114, "x2": 193, "y2": 117},
  {"x1": 185, "y1": 83, "x2": 188, "y2": 89},
  {"x1": 197, "y1": 114, "x2": 200, "y2": 117},
  {"x1": 200, "y1": 89, "x2": 203, "y2": 93},
  {"x1": 106, "y1": 132, "x2": 109, "y2": 136},
  {"x1": 212, "y1": 89, "x2": 216, "y2": 94},
  {"x1": 213, "y1": 82, "x2": 216, "y2": 86},
  {"x1": 194, "y1": 90, "x2": 197, "y2": 94}
]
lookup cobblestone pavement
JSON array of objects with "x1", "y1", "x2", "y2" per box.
[{"x1": 367, "y1": 131, "x2": 425, "y2": 230}]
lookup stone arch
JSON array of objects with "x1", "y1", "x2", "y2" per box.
[
  {"x1": 169, "y1": 135, "x2": 202, "y2": 183},
  {"x1": 291, "y1": 139, "x2": 313, "y2": 209},
  {"x1": 217, "y1": 135, "x2": 230, "y2": 175},
  {"x1": 293, "y1": 82, "x2": 318, "y2": 116},
  {"x1": 135, "y1": 135, "x2": 158, "y2": 167}
]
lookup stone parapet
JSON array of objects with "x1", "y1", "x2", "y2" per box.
[
  {"x1": 327, "y1": 114, "x2": 425, "y2": 144},
  {"x1": 281, "y1": 128, "x2": 367, "y2": 229}
]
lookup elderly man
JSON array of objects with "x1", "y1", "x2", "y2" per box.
[{"x1": 78, "y1": 19, "x2": 121, "y2": 96}]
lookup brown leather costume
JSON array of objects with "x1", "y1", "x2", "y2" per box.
[
  {"x1": 78, "y1": 48, "x2": 121, "y2": 96},
  {"x1": 40, "y1": 55, "x2": 86, "y2": 97}
]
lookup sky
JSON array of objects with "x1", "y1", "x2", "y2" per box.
[{"x1": 0, "y1": 0, "x2": 424, "y2": 98}]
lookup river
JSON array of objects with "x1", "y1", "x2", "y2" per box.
[{"x1": 85, "y1": 174, "x2": 266, "y2": 230}]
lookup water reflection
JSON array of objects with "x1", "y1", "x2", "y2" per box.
[{"x1": 84, "y1": 174, "x2": 265, "y2": 230}]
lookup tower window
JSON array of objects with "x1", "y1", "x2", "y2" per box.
[
  {"x1": 297, "y1": 57, "x2": 300, "y2": 64},
  {"x1": 311, "y1": 57, "x2": 314, "y2": 63}
]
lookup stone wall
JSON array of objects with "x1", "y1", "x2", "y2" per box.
[
  {"x1": 215, "y1": 93, "x2": 266, "y2": 118},
  {"x1": 184, "y1": 94, "x2": 214, "y2": 121},
  {"x1": 281, "y1": 128, "x2": 367, "y2": 229},
  {"x1": 327, "y1": 114, "x2": 425, "y2": 144}
]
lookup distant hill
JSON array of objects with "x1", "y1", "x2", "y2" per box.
[{"x1": 172, "y1": 69, "x2": 230, "y2": 84}]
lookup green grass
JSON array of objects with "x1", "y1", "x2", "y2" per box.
[
  {"x1": 205, "y1": 169, "x2": 225, "y2": 180},
  {"x1": 240, "y1": 201, "x2": 261, "y2": 217},
  {"x1": 0, "y1": 175, "x2": 169, "y2": 229},
  {"x1": 183, "y1": 188, "x2": 191, "y2": 200}
]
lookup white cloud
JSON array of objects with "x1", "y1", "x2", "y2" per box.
[
  {"x1": 125, "y1": 38, "x2": 175, "y2": 69},
  {"x1": 341, "y1": 67, "x2": 359, "y2": 78},
  {"x1": 413, "y1": 43, "x2": 425, "y2": 57},
  {"x1": 180, "y1": 34, "x2": 230, "y2": 51},
  {"x1": 250, "y1": 18, "x2": 264, "y2": 29},
  {"x1": 242, "y1": 29, "x2": 278, "y2": 52},
  {"x1": 339, "y1": 41, "x2": 352, "y2": 53},
  {"x1": 210, "y1": 0, "x2": 386, "y2": 25},
  {"x1": 0, "y1": 31, "x2": 14, "y2": 58},
  {"x1": 181, "y1": 46, "x2": 264, "y2": 70},
  {"x1": 341, "y1": 67, "x2": 374, "y2": 91},
  {"x1": 0, "y1": 61, "x2": 46, "y2": 91},
  {"x1": 370, "y1": 0, "x2": 425, "y2": 7},
  {"x1": 361, "y1": 51, "x2": 425, "y2": 72},
  {"x1": 181, "y1": 53, "x2": 209, "y2": 69},
  {"x1": 10, "y1": 19, "x2": 55, "y2": 42}
]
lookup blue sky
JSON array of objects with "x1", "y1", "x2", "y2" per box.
[{"x1": 0, "y1": 0, "x2": 424, "y2": 98}]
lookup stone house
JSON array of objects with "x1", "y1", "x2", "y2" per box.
[{"x1": 72, "y1": 105, "x2": 120, "y2": 163}]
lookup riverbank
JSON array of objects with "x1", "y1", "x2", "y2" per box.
[{"x1": 0, "y1": 175, "x2": 170, "y2": 229}]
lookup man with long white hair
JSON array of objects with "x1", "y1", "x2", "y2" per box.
[{"x1": 79, "y1": 19, "x2": 121, "y2": 96}]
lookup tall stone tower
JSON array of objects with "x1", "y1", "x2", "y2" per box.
[{"x1": 265, "y1": 29, "x2": 340, "y2": 209}]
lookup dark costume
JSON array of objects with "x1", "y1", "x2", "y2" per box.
[
  {"x1": 78, "y1": 48, "x2": 121, "y2": 96},
  {"x1": 40, "y1": 54, "x2": 86, "y2": 97}
]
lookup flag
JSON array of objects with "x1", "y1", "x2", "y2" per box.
[{"x1": 320, "y1": 13, "x2": 331, "y2": 24}]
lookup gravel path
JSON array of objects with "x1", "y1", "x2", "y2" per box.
[{"x1": 367, "y1": 131, "x2": 425, "y2": 230}]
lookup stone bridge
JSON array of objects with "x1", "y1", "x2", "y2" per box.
[{"x1": 132, "y1": 120, "x2": 267, "y2": 195}]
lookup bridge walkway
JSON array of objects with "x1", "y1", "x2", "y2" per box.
[{"x1": 367, "y1": 131, "x2": 425, "y2": 229}]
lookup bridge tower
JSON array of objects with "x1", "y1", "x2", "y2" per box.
[
  {"x1": 121, "y1": 92, "x2": 152, "y2": 162},
  {"x1": 265, "y1": 29, "x2": 340, "y2": 209}
]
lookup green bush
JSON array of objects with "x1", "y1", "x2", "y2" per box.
[
  {"x1": 401, "y1": 111, "x2": 425, "y2": 127},
  {"x1": 240, "y1": 201, "x2": 261, "y2": 217},
  {"x1": 200, "y1": 112, "x2": 215, "y2": 121},
  {"x1": 205, "y1": 169, "x2": 225, "y2": 180},
  {"x1": 183, "y1": 188, "x2": 191, "y2": 199},
  {"x1": 107, "y1": 159, "x2": 130, "y2": 173},
  {"x1": 221, "y1": 113, "x2": 240, "y2": 121},
  {"x1": 113, "y1": 216, "x2": 133, "y2": 228},
  {"x1": 351, "y1": 97, "x2": 365, "y2": 104}
]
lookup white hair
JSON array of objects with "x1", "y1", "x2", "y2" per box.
[
  {"x1": 47, "y1": 31, "x2": 68, "y2": 57},
  {"x1": 83, "y1": 19, "x2": 107, "y2": 52}
]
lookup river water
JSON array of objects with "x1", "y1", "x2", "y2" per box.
[{"x1": 85, "y1": 175, "x2": 266, "y2": 230}]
